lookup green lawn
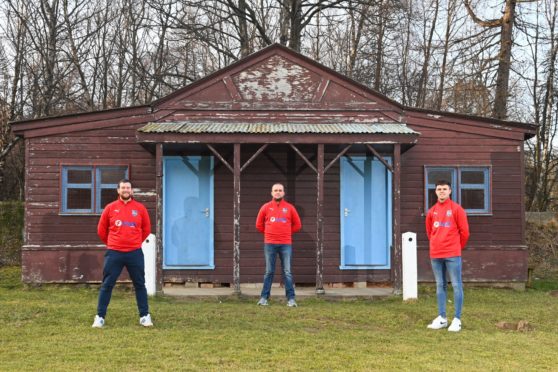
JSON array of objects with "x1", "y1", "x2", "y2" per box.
[{"x1": 1, "y1": 266, "x2": 557, "y2": 371}]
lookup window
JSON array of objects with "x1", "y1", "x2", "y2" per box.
[
  {"x1": 61, "y1": 165, "x2": 129, "y2": 214},
  {"x1": 425, "y1": 166, "x2": 490, "y2": 214}
]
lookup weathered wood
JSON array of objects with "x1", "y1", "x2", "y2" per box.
[
  {"x1": 324, "y1": 144, "x2": 351, "y2": 173},
  {"x1": 240, "y1": 144, "x2": 268, "y2": 172},
  {"x1": 155, "y1": 143, "x2": 164, "y2": 293},
  {"x1": 366, "y1": 144, "x2": 394, "y2": 172},
  {"x1": 289, "y1": 144, "x2": 317, "y2": 173},
  {"x1": 233, "y1": 143, "x2": 241, "y2": 294},
  {"x1": 316, "y1": 144, "x2": 325, "y2": 294},
  {"x1": 392, "y1": 144, "x2": 402, "y2": 294},
  {"x1": 207, "y1": 144, "x2": 234, "y2": 173},
  {"x1": 312, "y1": 78, "x2": 330, "y2": 103}
]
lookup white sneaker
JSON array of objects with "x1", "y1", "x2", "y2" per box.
[
  {"x1": 427, "y1": 315, "x2": 448, "y2": 329},
  {"x1": 287, "y1": 299, "x2": 298, "y2": 307},
  {"x1": 257, "y1": 298, "x2": 269, "y2": 306},
  {"x1": 92, "y1": 315, "x2": 105, "y2": 328},
  {"x1": 448, "y1": 318, "x2": 462, "y2": 332},
  {"x1": 139, "y1": 314, "x2": 153, "y2": 327}
]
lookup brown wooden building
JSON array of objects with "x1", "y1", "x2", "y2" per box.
[{"x1": 12, "y1": 44, "x2": 536, "y2": 292}]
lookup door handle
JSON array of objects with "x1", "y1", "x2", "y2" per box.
[
  {"x1": 344, "y1": 208, "x2": 351, "y2": 217},
  {"x1": 202, "y1": 208, "x2": 209, "y2": 217}
]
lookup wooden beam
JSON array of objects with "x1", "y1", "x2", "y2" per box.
[
  {"x1": 223, "y1": 76, "x2": 242, "y2": 101},
  {"x1": 316, "y1": 144, "x2": 325, "y2": 294},
  {"x1": 520, "y1": 142, "x2": 525, "y2": 245},
  {"x1": 289, "y1": 144, "x2": 317, "y2": 173},
  {"x1": 240, "y1": 144, "x2": 268, "y2": 172},
  {"x1": 207, "y1": 144, "x2": 234, "y2": 173},
  {"x1": 366, "y1": 144, "x2": 394, "y2": 173},
  {"x1": 324, "y1": 144, "x2": 352, "y2": 173},
  {"x1": 392, "y1": 144, "x2": 402, "y2": 294},
  {"x1": 155, "y1": 143, "x2": 164, "y2": 293},
  {"x1": 233, "y1": 144, "x2": 241, "y2": 295}
]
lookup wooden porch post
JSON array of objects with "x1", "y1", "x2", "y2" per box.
[
  {"x1": 392, "y1": 144, "x2": 402, "y2": 294},
  {"x1": 233, "y1": 143, "x2": 241, "y2": 294},
  {"x1": 316, "y1": 144, "x2": 325, "y2": 294},
  {"x1": 155, "y1": 143, "x2": 164, "y2": 293}
]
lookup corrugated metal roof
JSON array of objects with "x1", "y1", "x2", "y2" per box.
[{"x1": 138, "y1": 122, "x2": 419, "y2": 135}]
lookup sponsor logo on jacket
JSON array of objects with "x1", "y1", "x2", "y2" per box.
[{"x1": 433, "y1": 221, "x2": 451, "y2": 228}]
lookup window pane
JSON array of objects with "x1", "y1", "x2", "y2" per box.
[
  {"x1": 461, "y1": 170, "x2": 484, "y2": 184},
  {"x1": 67, "y1": 169, "x2": 92, "y2": 184},
  {"x1": 461, "y1": 189, "x2": 485, "y2": 210},
  {"x1": 427, "y1": 169, "x2": 453, "y2": 185},
  {"x1": 101, "y1": 188, "x2": 117, "y2": 209},
  {"x1": 67, "y1": 188, "x2": 92, "y2": 210},
  {"x1": 101, "y1": 167, "x2": 127, "y2": 184}
]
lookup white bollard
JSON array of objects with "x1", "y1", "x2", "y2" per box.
[
  {"x1": 402, "y1": 231, "x2": 418, "y2": 300},
  {"x1": 142, "y1": 233, "x2": 156, "y2": 296}
]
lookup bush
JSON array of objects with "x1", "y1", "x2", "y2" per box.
[
  {"x1": 526, "y1": 220, "x2": 558, "y2": 279},
  {"x1": 0, "y1": 201, "x2": 23, "y2": 266}
]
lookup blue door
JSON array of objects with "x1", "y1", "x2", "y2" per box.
[
  {"x1": 340, "y1": 156, "x2": 392, "y2": 269},
  {"x1": 163, "y1": 156, "x2": 214, "y2": 269}
]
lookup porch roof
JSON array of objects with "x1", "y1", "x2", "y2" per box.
[{"x1": 138, "y1": 121, "x2": 419, "y2": 135}]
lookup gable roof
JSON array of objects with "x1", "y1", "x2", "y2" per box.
[
  {"x1": 11, "y1": 43, "x2": 536, "y2": 140},
  {"x1": 151, "y1": 43, "x2": 400, "y2": 112}
]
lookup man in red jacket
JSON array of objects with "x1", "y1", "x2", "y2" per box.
[
  {"x1": 92, "y1": 179, "x2": 153, "y2": 328},
  {"x1": 425, "y1": 180, "x2": 470, "y2": 332},
  {"x1": 255, "y1": 183, "x2": 302, "y2": 307}
]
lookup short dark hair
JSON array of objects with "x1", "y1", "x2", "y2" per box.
[
  {"x1": 435, "y1": 179, "x2": 451, "y2": 188},
  {"x1": 118, "y1": 179, "x2": 132, "y2": 188}
]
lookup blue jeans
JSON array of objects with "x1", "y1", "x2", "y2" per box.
[
  {"x1": 431, "y1": 256, "x2": 463, "y2": 319},
  {"x1": 97, "y1": 248, "x2": 149, "y2": 318},
  {"x1": 260, "y1": 244, "x2": 295, "y2": 300}
]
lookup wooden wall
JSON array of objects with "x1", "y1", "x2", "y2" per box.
[
  {"x1": 22, "y1": 123, "x2": 156, "y2": 282},
  {"x1": 21, "y1": 117, "x2": 528, "y2": 284},
  {"x1": 404, "y1": 112, "x2": 527, "y2": 283}
]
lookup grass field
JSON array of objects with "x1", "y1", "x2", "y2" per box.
[{"x1": 1, "y1": 266, "x2": 557, "y2": 371}]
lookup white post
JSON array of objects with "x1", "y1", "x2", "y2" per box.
[
  {"x1": 142, "y1": 233, "x2": 157, "y2": 296},
  {"x1": 402, "y1": 231, "x2": 417, "y2": 300}
]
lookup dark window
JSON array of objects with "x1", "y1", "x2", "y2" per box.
[
  {"x1": 425, "y1": 166, "x2": 490, "y2": 214},
  {"x1": 61, "y1": 165, "x2": 128, "y2": 214}
]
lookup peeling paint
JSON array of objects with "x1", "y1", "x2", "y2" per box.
[
  {"x1": 233, "y1": 55, "x2": 319, "y2": 102},
  {"x1": 133, "y1": 189, "x2": 157, "y2": 197},
  {"x1": 72, "y1": 267, "x2": 84, "y2": 280},
  {"x1": 490, "y1": 124, "x2": 513, "y2": 131},
  {"x1": 427, "y1": 114, "x2": 443, "y2": 119},
  {"x1": 58, "y1": 257, "x2": 67, "y2": 273}
]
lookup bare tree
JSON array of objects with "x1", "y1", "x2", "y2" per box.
[
  {"x1": 525, "y1": 0, "x2": 558, "y2": 211},
  {"x1": 463, "y1": 0, "x2": 519, "y2": 120}
]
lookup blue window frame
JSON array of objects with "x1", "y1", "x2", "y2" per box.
[
  {"x1": 61, "y1": 165, "x2": 129, "y2": 214},
  {"x1": 425, "y1": 166, "x2": 491, "y2": 215}
]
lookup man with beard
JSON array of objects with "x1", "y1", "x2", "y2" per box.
[
  {"x1": 92, "y1": 179, "x2": 153, "y2": 328},
  {"x1": 255, "y1": 183, "x2": 302, "y2": 307}
]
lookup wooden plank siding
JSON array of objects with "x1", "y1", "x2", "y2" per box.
[
  {"x1": 21, "y1": 124, "x2": 156, "y2": 282},
  {"x1": 20, "y1": 119, "x2": 529, "y2": 284},
  {"x1": 404, "y1": 115, "x2": 527, "y2": 283}
]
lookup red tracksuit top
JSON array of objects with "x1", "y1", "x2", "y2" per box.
[
  {"x1": 425, "y1": 199, "x2": 470, "y2": 258},
  {"x1": 256, "y1": 199, "x2": 302, "y2": 244},
  {"x1": 97, "y1": 198, "x2": 151, "y2": 252}
]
